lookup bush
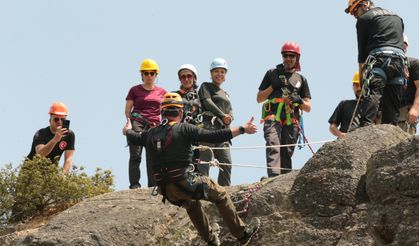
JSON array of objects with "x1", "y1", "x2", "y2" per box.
[{"x1": 0, "y1": 156, "x2": 113, "y2": 225}]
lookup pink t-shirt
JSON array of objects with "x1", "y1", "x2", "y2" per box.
[{"x1": 126, "y1": 85, "x2": 167, "y2": 124}]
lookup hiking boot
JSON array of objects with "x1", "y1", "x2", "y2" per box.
[
  {"x1": 238, "y1": 217, "x2": 261, "y2": 245},
  {"x1": 129, "y1": 183, "x2": 141, "y2": 189},
  {"x1": 207, "y1": 223, "x2": 220, "y2": 246}
]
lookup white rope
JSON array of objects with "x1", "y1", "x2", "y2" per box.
[
  {"x1": 199, "y1": 161, "x2": 300, "y2": 171},
  {"x1": 193, "y1": 139, "x2": 333, "y2": 151}
]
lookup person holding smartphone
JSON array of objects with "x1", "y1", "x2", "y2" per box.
[{"x1": 27, "y1": 102, "x2": 75, "y2": 173}]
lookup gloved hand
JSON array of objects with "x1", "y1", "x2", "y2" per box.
[{"x1": 288, "y1": 94, "x2": 304, "y2": 105}]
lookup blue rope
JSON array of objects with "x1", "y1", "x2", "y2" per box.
[{"x1": 297, "y1": 115, "x2": 305, "y2": 150}]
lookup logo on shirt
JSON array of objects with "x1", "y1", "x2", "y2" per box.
[{"x1": 59, "y1": 141, "x2": 67, "y2": 150}]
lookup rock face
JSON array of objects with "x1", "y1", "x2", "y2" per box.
[{"x1": 2, "y1": 125, "x2": 418, "y2": 246}]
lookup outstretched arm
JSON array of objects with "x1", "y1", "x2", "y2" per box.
[{"x1": 191, "y1": 117, "x2": 257, "y2": 142}]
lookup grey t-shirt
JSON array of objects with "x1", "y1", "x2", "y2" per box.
[{"x1": 198, "y1": 82, "x2": 233, "y2": 119}]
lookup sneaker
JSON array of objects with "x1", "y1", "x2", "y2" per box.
[
  {"x1": 238, "y1": 217, "x2": 261, "y2": 245},
  {"x1": 129, "y1": 183, "x2": 141, "y2": 189},
  {"x1": 207, "y1": 223, "x2": 220, "y2": 246}
]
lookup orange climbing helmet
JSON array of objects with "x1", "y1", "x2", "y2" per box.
[
  {"x1": 161, "y1": 93, "x2": 184, "y2": 109},
  {"x1": 345, "y1": 0, "x2": 367, "y2": 15},
  {"x1": 48, "y1": 102, "x2": 68, "y2": 116}
]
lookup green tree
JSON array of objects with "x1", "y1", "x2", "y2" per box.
[{"x1": 0, "y1": 156, "x2": 113, "y2": 225}]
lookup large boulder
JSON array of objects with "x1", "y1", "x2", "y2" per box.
[
  {"x1": 290, "y1": 125, "x2": 411, "y2": 219},
  {"x1": 363, "y1": 134, "x2": 419, "y2": 245}
]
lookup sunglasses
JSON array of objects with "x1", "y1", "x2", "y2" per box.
[
  {"x1": 52, "y1": 117, "x2": 66, "y2": 122},
  {"x1": 143, "y1": 71, "x2": 156, "y2": 76},
  {"x1": 180, "y1": 74, "x2": 194, "y2": 80},
  {"x1": 282, "y1": 53, "x2": 297, "y2": 59}
]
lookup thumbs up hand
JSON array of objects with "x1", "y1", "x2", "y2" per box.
[{"x1": 243, "y1": 116, "x2": 257, "y2": 134}]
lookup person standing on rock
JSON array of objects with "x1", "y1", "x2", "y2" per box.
[
  {"x1": 125, "y1": 58, "x2": 167, "y2": 189},
  {"x1": 27, "y1": 102, "x2": 75, "y2": 173},
  {"x1": 173, "y1": 64, "x2": 202, "y2": 126},
  {"x1": 328, "y1": 71, "x2": 363, "y2": 138},
  {"x1": 399, "y1": 35, "x2": 419, "y2": 134},
  {"x1": 123, "y1": 93, "x2": 260, "y2": 246},
  {"x1": 197, "y1": 58, "x2": 234, "y2": 186},
  {"x1": 345, "y1": 0, "x2": 408, "y2": 128},
  {"x1": 257, "y1": 42, "x2": 311, "y2": 177}
]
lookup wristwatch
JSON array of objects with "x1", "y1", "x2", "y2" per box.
[{"x1": 239, "y1": 126, "x2": 245, "y2": 134}]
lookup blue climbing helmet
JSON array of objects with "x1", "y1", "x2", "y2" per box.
[{"x1": 210, "y1": 58, "x2": 228, "y2": 71}]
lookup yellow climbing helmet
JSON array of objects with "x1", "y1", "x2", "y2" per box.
[
  {"x1": 139, "y1": 59, "x2": 160, "y2": 74},
  {"x1": 352, "y1": 71, "x2": 360, "y2": 84}
]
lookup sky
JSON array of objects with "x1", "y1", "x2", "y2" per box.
[{"x1": 1, "y1": 1, "x2": 418, "y2": 191}]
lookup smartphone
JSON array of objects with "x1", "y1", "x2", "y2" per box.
[{"x1": 62, "y1": 119, "x2": 70, "y2": 130}]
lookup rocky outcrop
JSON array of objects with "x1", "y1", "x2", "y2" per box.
[{"x1": 2, "y1": 125, "x2": 418, "y2": 245}]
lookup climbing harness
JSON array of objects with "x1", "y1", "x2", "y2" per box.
[
  {"x1": 148, "y1": 119, "x2": 172, "y2": 154},
  {"x1": 152, "y1": 163, "x2": 206, "y2": 206},
  {"x1": 131, "y1": 112, "x2": 152, "y2": 125},
  {"x1": 178, "y1": 89, "x2": 203, "y2": 126},
  {"x1": 260, "y1": 87, "x2": 300, "y2": 126},
  {"x1": 363, "y1": 47, "x2": 409, "y2": 91}
]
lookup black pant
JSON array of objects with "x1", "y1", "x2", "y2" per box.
[
  {"x1": 128, "y1": 120, "x2": 155, "y2": 187},
  {"x1": 357, "y1": 55, "x2": 403, "y2": 126}
]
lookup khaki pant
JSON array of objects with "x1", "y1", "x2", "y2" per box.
[
  {"x1": 163, "y1": 176, "x2": 245, "y2": 242},
  {"x1": 263, "y1": 120, "x2": 299, "y2": 176},
  {"x1": 398, "y1": 105, "x2": 417, "y2": 135}
]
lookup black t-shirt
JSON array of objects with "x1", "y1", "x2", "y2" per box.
[
  {"x1": 328, "y1": 99, "x2": 360, "y2": 133},
  {"x1": 27, "y1": 126, "x2": 75, "y2": 162},
  {"x1": 198, "y1": 82, "x2": 233, "y2": 118},
  {"x1": 258, "y1": 64, "x2": 311, "y2": 120},
  {"x1": 401, "y1": 57, "x2": 419, "y2": 106},
  {"x1": 126, "y1": 123, "x2": 232, "y2": 170},
  {"x1": 356, "y1": 7, "x2": 404, "y2": 63}
]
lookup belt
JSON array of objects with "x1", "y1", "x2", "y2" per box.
[
  {"x1": 370, "y1": 46, "x2": 404, "y2": 56},
  {"x1": 154, "y1": 167, "x2": 188, "y2": 184},
  {"x1": 261, "y1": 114, "x2": 299, "y2": 125}
]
